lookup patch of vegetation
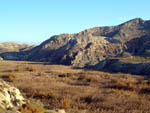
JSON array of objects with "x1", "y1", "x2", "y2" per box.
[
  {"x1": 62, "y1": 99, "x2": 70, "y2": 109},
  {"x1": 2, "y1": 73, "x2": 16, "y2": 82},
  {"x1": 78, "y1": 73, "x2": 87, "y2": 80},
  {"x1": 87, "y1": 77, "x2": 98, "y2": 83},
  {"x1": 83, "y1": 96, "x2": 104, "y2": 104},
  {"x1": 111, "y1": 79, "x2": 137, "y2": 91},
  {"x1": 19, "y1": 104, "x2": 45, "y2": 113},
  {"x1": 37, "y1": 72, "x2": 43, "y2": 76},
  {"x1": 15, "y1": 65, "x2": 35, "y2": 72},
  {"x1": 112, "y1": 56, "x2": 150, "y2": 63},
  {"x1": 58, "y1": 73, "x2": 73, "y2": 78},
  {"x1": 33, "y1": 91, "x2": 55, "y2": 99},
  {"x1": 25, "y1": 66, "x2": 35, "y2": 72}
]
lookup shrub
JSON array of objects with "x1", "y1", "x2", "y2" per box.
[
  {"x1": 87, "y1": 77, "x2": 97, "y2": 83},
  {"x1": 140, "y1": 87, "x2": 150, "y2": 94},
  {"x1": 25, "y1": 66, "x2": 35, "y2": 72},
  {"x1": 58, "y1": 73, "x2": 73, "y2": 78},
  {"x1": 37, "y1": 72, "x2": 43, "y2": 76},
  {"x1": 111, "y1": 79, "x2": 137, "y2": 91},
  {"x1": 62, "y1": 99, "x2": 70, "y2": 109},
  {"x1": 33, "y1": 91, "x2": 55, "y2": 99},
  {"x1": 66, "y1": 73, "x2": 73, "y2": 77},
  {"x1": 2, "y1": 74, "x2": 16, "y2": 82},
  {"x1": 15, "y1": 65, "x2": 23, "y2": 72},
  {"x1": 19, "y1": 104, "x2": 44, "y2": 113},
  {"x1": 111, "y1": 79, "x2": 127, "y2": 89},
  {"x1": 47, "y1": 91, "x2": 55, "y2": 99},
  {"x1": 58, "y1": 74, "x2": 66, "y2": 78},
  {"x1": 127, "y1": 83, "x2": 137, "y2": 91},
  {"x1": 83, "y1": 96, "x2": 104, "y2": 104},
  {"x1": 78, "y1": 73, "x2": 87, "y2": 80},
  {"x1": 111, "y1": 89, "x2": 125, "y2": 94},
  {"x1": 15, "y1": 65, "x2": 35, "y2": 72}
]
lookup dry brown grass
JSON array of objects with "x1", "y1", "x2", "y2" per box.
[
  {"x1": 14, "y1": 65, "x2": 35, "y2": 72},
  {"x1": 58, "y1": 73, "x2": 73, "y2": 78},
  {"x1": 110, "y1": 78, "x2": 137, "y2": 91},
  {"x1": 1, "y1": 61, "x2": 150, "y2": 113},
  {"x1": 33, "y1": 91, "x2": 55, "y2": 99},
  {"x1": 19, "y1": 104, "x2": 45, "y2": 113},
  {"x1": 62, "y1": 99, "x2": 71, "y2": 109},
  {"x1": 78, "y1": 73, "x2": 87, "y2": 80}
]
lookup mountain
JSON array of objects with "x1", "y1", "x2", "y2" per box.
[
  {"x1": 26, "y1": 18, "x2": 150, "y2": 67},
  {"x1": 0, "y1": 18, "x2": 149, "y2": 69},
  {"x1": 0, "y1": 42, "x2": 34, "y2": 60},
  {"x1": 0, "y1": 42, "x2": 34, "y2": 53}
]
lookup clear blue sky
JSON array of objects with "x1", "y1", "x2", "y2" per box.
[{"x1": 0, "y1": 0, "x2": 149, "y2": 44}]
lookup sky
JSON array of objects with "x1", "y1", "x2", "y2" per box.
[{"x1": 0, "y1": 0, "x2": 149, "y2": 44}]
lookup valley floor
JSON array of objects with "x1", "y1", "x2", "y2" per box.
[{"x1": 0, "y1": 61, "x2": 150, "y2": 113}]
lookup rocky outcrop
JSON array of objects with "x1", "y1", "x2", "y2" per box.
[{"x1": 0, "y1": 79, "x2": 25, "y2": 110}]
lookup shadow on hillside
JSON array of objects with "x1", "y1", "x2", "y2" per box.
[
  {"x1": 73, "y1": 58, "x2": 150, "y2": 76},
  {"x1": 80, "y1": 59, "x2": 150, "y2": 76}
]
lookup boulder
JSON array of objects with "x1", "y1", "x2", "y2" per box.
[{"x1": 0, "y1": 79, "x2": 25, "y2": 110}]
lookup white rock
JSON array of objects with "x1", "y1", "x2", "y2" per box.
[{"x1": 0, "y1": 79, "x2": 25, "y2": 110}]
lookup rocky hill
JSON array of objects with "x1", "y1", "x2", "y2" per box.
[
  {"x1": 0, "y1": 42, "x2": 31, "y2": 53},
  {"x1": 27, "y1": 18, "x2": 150, "y2": 68},
  {"x1": 0, "y1": 42, "x2": 34, "y2": 60},
  {"x1": 0, "y1": 18, "x2": 149, "y2": 70}
]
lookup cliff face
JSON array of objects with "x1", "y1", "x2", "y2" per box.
[{"x1": 27, "y1": 18, "x2": 150, "y2": 67}]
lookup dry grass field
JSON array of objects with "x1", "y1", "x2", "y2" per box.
[{"x1": 1, "y1": 61, "x2": 150, "y2": 113}]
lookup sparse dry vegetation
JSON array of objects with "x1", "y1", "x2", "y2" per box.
[
  {"x1": 2, "y1": 73, "x2": 16, "y2": 82},
  {"x1": 33, "y1": 91, "x2": 55, "y2": 99},
  {"x1": 19, "y1": 104, "x2": 45, "y2": 113},
  {"x1": 1, "y1": 61, "x2": 150, "y2": 113},
  {"x1": 112, "y1": 56, "x2": 150, "y2": 63}
]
